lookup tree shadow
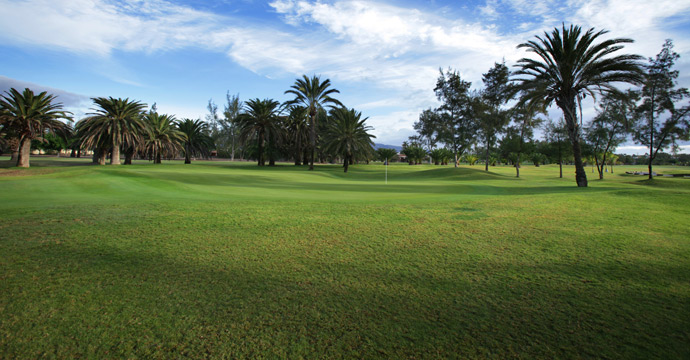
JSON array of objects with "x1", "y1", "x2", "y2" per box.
[{"x1": 3, "y1": 237, "x2": 687, "y2": 358}]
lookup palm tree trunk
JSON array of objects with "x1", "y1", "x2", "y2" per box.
[
  {"x1": 110, "y1": 140, "x2": 121, "y2": 165},
  {"x1": 98, "y1": 149, "x2": 107, "y2": 165},
  {"x1": 16, "y1": 137, "x2": 31, "y2": 168},
  {"x1": 258, "y1": 132, "x2": 265, "y2": 166},
  {"x1": 309, "y1": 112, "x2": 316, "y2": 170},
  {"x1": 155, "y1": 152, "x2": 161, "y2": 164},
  {"x1": 559, "y1": 97, "x2": 588, "y2": 187},
  {"x1": 184, "y1": 144, "x2": 191, "y2": 164},
  {"x1": 343, "y1": 154, "x2": 349, "y2": 173}
]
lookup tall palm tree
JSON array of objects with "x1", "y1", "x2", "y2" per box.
[
  {"x1": 285, "y1": 105, "x2": 310, "y2": 165},
  {"x1": 322, "y1": 107, "x2": 375, "y2": 173},
  {"x1": 285, "y1": 75, "x2": 342, "y2": 170},
  {"x1": 79, "y1": 97, "x2": 147, "y2": 165},
  {"x1": 236, "y1": 99, "x2": 282, "y2": 166},
  {"x1": 513, "y1": 24, "x2": 643, "y2": 187},
  {"x1": 176, "y1": 118, "x2": 214, "y2": 164},
  {"x1": 143, "y1": 112, "x2": 185, "y2": 164},
  {"x1": 0, "y1": 88, "x2": 72, "y2": 167}
]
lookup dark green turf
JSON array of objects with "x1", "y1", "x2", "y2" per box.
[{"x1": 1, "y1": 157, "x2": 689, "y2": 358}]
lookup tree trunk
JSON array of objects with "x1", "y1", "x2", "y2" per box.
[
  {"x1": 184, "y1": 144, "x2": 191, "y2": 164},
  {"x1": 485, "y1": 138, "x2": 490, "y2": 171},
  {"x1": 110, "y1": 140, "x2": 121, "y2": 165},
  {"x1": 309, "y1": 111, "x2": 316, "y2": 171},
  {"x1": 124, "y1": 147, "x2": 134, "y2": 165},
  {"x1": 258, "y1": 132, "x2": 264, "y2": 166},
  {"x1": 155, "y1": 152, "x2": 161, "y2": 164},
  {"x1": 558, "y1": 97, "x2": 588, "y2": 187},
  {"x1": 343, "y1": 154, "x2": 349, "y2": 173},
  {"x1": 515, "y1": 153, "x2": 520, "y2": 178},
  {"x1": 16, "y1": 138, "x2": 31, "y2": 168},
  {"x1": 98, "y1": 149, "x2": 107, "y2": 165},
  {"x1": 77, "y1": 148, "x2": 81, "y2": 158}
]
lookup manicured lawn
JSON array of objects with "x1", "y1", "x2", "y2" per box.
[{"x1": 1, "y1": 157, "x2": 689, "y2": 358}]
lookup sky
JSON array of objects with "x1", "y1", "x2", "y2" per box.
[{"x1": 1, "y1": 0, "x2": 689, "y2": 154}]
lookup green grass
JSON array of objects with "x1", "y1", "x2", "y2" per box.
[{"x1": 1, "y1": 157, "x2": 689, "y2": 358}]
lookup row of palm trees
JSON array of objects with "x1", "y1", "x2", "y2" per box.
[{"x1": 0, "y1": 75, "x2": 376, "y2": 172}]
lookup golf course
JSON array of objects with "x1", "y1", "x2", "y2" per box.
[{"x1": 1, "y1": 157, "x2": 688, "y2": 358}]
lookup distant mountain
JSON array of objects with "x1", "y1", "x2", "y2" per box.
[{"x1": 374, "y1": 143, "x2": 402, "y2": 152}]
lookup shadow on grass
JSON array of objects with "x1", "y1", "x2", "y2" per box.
[{"x1": 3, "y1": 237, "x2": 687, "y2": 358}]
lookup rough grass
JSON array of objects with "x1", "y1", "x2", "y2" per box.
[{"x1": 1, "y1": 157, "x2": 689, "y2": 359}]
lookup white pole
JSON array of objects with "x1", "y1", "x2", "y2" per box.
[{"x1": 385, "y1": 157, "x2": 388, "y2": 184}]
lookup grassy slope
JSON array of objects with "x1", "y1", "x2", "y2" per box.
[{"x1": 1, "y1": 157, "x2": 689, "y2": 358}]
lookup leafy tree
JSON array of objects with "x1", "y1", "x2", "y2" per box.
[
  {"x1": 514, "y1": 24, "x2": 643, "y2": 187},
  {"x1": 376, "y1": 147, "x2": 398, "y2": 165},
  {"x1": 530, "y1": 153, "x2": 547, "y2": 167},
  {"x1": 542, "y1": 118, "x2": 570, "y2": 178},
  {"x1": 77, "y1": 97, "x2": 146, "y2": 165},
  {"x1": 586, "y1": 91, "x2": 637, "y2": 179},
  {"x1": 413, "y1": 108, "x2": 440, "y2": 155},
  {"x1": 506, "y1": 103, "x2": 545, "y2": 177},
  {"x1": 480, "y1": 62, "x2": 512, "y2": 171},
  {"x1": 285, "y1": 75, "x2": 342, "y2": 170},
  {"x1": 176, "y1": 118, "x2": 214, "y2": 164},
  {"x1": 221, "y1": 92, "x2": 242, "y2": 161},
  {"x1": 322, "y1": 107, "x2": 375, "y2": 172},
  {"x1": 236, "y1": 99, "x2": 282, "y2": 166},
  {"x1": 0, "y1": 88, "x2": 72, "y2": 167},
  {"x1": 434, "y1": 69, "x2": 478, "y2": 167},
  {"x1": 144, "y1": 112, "x2": 185, "y2": 164},
  {"x1": 633, "y1": 40, "x2": 690, "y2": 179}
]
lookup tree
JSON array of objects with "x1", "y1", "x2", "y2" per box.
[
  {"x1": 221, "y1": 93, "x2": 242, "y2": 161},
  {"x1": 633, "y1": 40, "x2": 690, "y2": 179},
  {"x1": 285, "y1": 105, "x2": 310, "y2": 165},
  {"x1": 285, "y1": 75, "x2": 342, "y2": 170},
  {"x1": 413, "y1": 108, "x2": 441, "y2": 160},
  {"x1": 144, "y1": 112, "x2": 185, "y2": 164},
  {"x1": 236, "y1": 99, "x2": 283, "y2": 166},
  {"x1": 586, "y1": 91, "x2": 637, "y2": 179},
  {"x1": 508, "y1": 102, "x2": 545, "y2": 177},
  {"x1": 376, "y1": 147, "x2": 397, "y2": 165},
  {"x1": 480, "y1": 62, "x2": 512, "y2": 171},
  {"x1": 79, "y1": 97, "x2": 147, "y2": 165},
  {"x1": 176, "y1": 118, "x2": 214, "y2": 164},
  {"x1": 0, "y1": 88, "x2": 72, "y2": 167},
  {"x1": 542, "y1": 118, "x2": 570, "y2": 178},
  {"x1": 514, "y1": 24, "x2": 643, "y2": 187},
  {"x1": 322, "y1": 107, "x2": 375, "y2": 172},
  {"x1": 434, "y1": 69, "x2": 478, "y2": 167}
]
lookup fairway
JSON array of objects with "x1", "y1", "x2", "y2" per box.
[{"x1": 1, "y1": 158, "x2": 689, "y2": 358}]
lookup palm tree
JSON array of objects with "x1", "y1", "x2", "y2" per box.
[
  {"x1": 513, "y1": 24, "x2": 643, "y2": 187},
  {"x1": 285, "y1": 105, "x2": 310, "y2": 165},
  {"x1": 176, "y1": 118, "x2": 214, "y2": 164},
  {"x1": 79, "y1": 97, "x2": 147, "y2": 165},
  {"x1": 143, "y1": 112, "x2": 185, "y2": 164},
  {"x1": 323, "y1": 107, "x2": 375, "y2": 172},
  {"x1": 285, "y1": 75, "x2": 342, "y2": 170},
  {"x1": 236, "y1": 99, "x2": 283, "y2": 166},
  {"x1": 0, "y1": 88, "x2": 72, "y2": 167},
  {"x1": 377, "y1": 147, "x2": 398, "y2": 165}
]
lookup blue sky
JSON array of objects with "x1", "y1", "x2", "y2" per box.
[{"x1": 1, "y1": 0, "x2": 689, "y2": 154}]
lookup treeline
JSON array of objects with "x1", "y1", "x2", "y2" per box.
[
  {"x1": 406, "y1": 27, "x2": 689, "y2": 185},
  {"x1": 0, "y1": 75, "x2": 377, "y2": 172}
]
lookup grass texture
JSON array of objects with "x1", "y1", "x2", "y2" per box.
[{"x1": 1, "y1": 157, "x2": 689, "y2": 358}]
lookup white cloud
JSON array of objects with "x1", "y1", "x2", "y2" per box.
[{"x1": 1, "y1": 0, "x2": 689, "y2": 145}]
